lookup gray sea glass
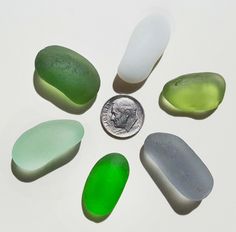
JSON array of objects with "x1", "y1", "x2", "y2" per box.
[{"x1": 140, "y1": 132, "x2": 214, "y2": 214}]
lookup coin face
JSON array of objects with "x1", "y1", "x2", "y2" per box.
[{"x1": 100, "y1": 95, "x2": 144, "y2": 138}]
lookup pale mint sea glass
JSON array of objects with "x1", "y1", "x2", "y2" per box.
[{"x1": 12, "y1": 119, "x2": 84, "y2": 182}]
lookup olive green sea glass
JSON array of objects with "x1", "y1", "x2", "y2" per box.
[
  {"x1": 159, "y1": 72, "x2": 226, "y2": 119},
  {"x1": 82, "y1": 153, "x2": 129, "y2": 222},
  {"x1": 34, "y1": 45, "x2": 100, "y2": 114},
  {"x1": 12, "y1": 120, "x2": 84, "y2": 182}
]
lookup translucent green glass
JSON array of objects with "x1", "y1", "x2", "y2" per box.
[
  {"x1": 82, "y1": 153, "x2": 129, "y2": 222},
  {"x1": 12, "y1": 120, "x2": 84, "y2": 182},
  {"x1": 159, "y1": 72, "x2": 226, "y2": 118},
  {"x1": 35, "y1": 45, "x2": 100, "y2": 106}
]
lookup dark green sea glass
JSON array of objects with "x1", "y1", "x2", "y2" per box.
[
  {"x1": 34, "y1": 45, "x2": 100, "y2": 114},
  {"x1": 12, "y1": 120, "x2": 84, "y2": 182},
  {"x1": 159, "y1": 72, "x2": 226, "y2": 119},
  {"x1": 82, "y1": 153, "x2": 129, "y2": 222}
]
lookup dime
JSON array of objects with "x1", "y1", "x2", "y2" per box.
[{"x1": 100, "y1": 95, "x2": 144, "y2": 138}]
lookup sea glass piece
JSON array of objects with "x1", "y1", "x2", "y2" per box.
[
  {"x1": 82, "y1": 153, "x2": 129, "y2": 222},
  {"x1": 34, "y1": 45, "x2": 100, "y2": 113},
  {"x1": 12, "y1": 120, "x2": 84, "y2": 182},
  {"x1": 159, "y1": 72, "x2": 226, "y2": 119},
  {"x1": 141, "y1": 132, "x2": 214, "y2": 214},
  {"x1": 118, "y1": 14, "x2": 170, "y2": 84}
]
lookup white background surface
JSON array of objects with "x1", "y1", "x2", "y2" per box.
[{"x1": 0, "y1": 0, "x2": 235, "y2": 231}]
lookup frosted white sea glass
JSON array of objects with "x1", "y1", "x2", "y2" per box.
[{"x1": 118, "y1": 14, "x2": 170, "y2": 84}]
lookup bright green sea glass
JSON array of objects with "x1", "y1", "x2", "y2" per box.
[
  {"x1": 34, "y1": 45, "x2": 100, "y2": 114},
  {"x1": 159, "y1": 72, "x2": 226, "y2": 119},
  {"x1": 82, "y1": 153, "x2": 129, "y2": 222},
  {"x1": 12, "y1": 120, "x2": 84, "y2": 182}
]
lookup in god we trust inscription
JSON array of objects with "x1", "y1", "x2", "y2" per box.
[{"x1": 100, "y1": 95, "x2": 144, "y2": 138}]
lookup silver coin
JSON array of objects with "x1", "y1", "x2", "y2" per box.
[{"x1": 100, "y1": 95, "x2": 144, "y2": 138}]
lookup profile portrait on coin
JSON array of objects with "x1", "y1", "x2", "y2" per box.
[{"x1": 111, "y1": 98, "x2": 138, "y2": 132}]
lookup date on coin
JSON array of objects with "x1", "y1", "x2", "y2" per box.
[{"x1": 100, "y1": 95, "x2": 144, "y2": 138}]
